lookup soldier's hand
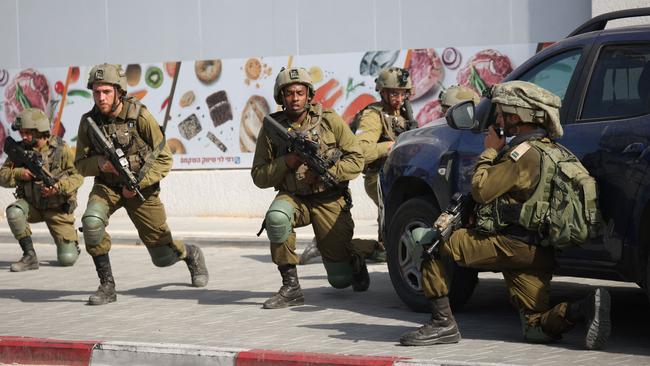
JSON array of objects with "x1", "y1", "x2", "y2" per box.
[
  {"x1": 485, "y1": 125, "x2": 505, "y2": 151},
  {"x1": 386, "y1": 141, "x2": 395, "y2": 152},
  {"x1": 121, "y1": 186, "x2": 137, "y2": 199},
  {"x1": 20, "y1": 169, "x2": 35, "y2": 181},
  {"x1": 98, "y1": 156, "x2": 118, "y2": 175},
  {"x1": 41, "y1": 183, "x2": 60, "y2": 198},
  {"x1": 284, "y1": 153, "x2": 304, "y2": 170},
  {"x1": 303, "y1": 170, "x2": 321, "y2": 185}
]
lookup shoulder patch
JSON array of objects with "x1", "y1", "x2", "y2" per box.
[{"x1": 509, "y1": 142, "x2": 532, "y2": 162}]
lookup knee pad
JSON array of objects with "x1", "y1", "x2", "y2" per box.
[
  {"x1": 265, "y1": 200, "x2": 293, "y2": 243},
  {"x1": 6, "y1": 200, "x2": 29, "y2": 238},
  {"x1": 57, "y1": 240, "x2": 80, "y2": 266},
  {"x1": 323, "y1": 261, "x2": 354, "y2": 289},
  {"x1": 81, "y1": 202, "x2": 108, "y2": 248},
  {"x1": 147, "y1": 244, "x2": 180, "y2": 267}
]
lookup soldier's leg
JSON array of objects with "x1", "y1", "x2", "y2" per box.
[
  {"x1": 82, "y1": 184, "x2": 120, "y2": 305},
  {"x1": 263, "y1": 192, "x2": 309, "y2": 309},
  {"x1": 125, "y1": 192, "x2": 208, "y2": 287},
  {"x1": 43, "y1": 210, "x2": 80, "y2": 266},
  {"x1": 7, "y1": 200, "x2": 38, "y2": 272},
  {"x1": 363, "y1": 172, "x2": 386, "y2": 263},
  {"x1": 312, "y1": 194, "x2": 369, "y2": 291}
]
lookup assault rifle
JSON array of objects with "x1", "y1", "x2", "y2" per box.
[
  {"x1": 421, "y1": 192, "x2": 475, "y2": 257},
  {"x1": 86, "y1": 117, "x2": 145, "y2": 201},
  {"x1": 3, "y1": 136, "x2": 57, "y2": 187},
  {"x1": 402, "y1": 99, "x2": 418, "y2": 131},
  {"x1": 263, "y1": 114, "x2": 342, "y2": 189}
]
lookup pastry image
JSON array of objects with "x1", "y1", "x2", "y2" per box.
[
  {"x1": 205, "y1": 90, "x2": 233, "y2": 127},
  {"x1": 166, "y1": 138, "x2": 186, "y2": 154},
  {"x1": 179, "y1": 91, "x2": 195, "y2": 108},
  {"x1": 207, "y1": 131, "x2": 227, "y2": 152},
  {"x1": 244, "y1": 58, "x2": 262, "y2": 80},
  {"x1": 178, "y1": 113, "x2": 202, "y2": 140},
  {"x1": 195, "y1": 59, "x2": 222, "y2": 84},
  {"x1": 126, "y1": 64, "x2": 142, "y2": 86},
  {"x1": 239, "y1": 95, "x2": 269, "y2": 153}
]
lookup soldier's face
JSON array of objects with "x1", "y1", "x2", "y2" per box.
[
  {"x1": 92, "y1": 83, "x2": 119, "y2": 115},
  {"x1": 19, "y1": 129, "x2": 46, "y2": 148},
  {"x1": 282, "y1": 84, "x2": 309, "y2": 116},
  {"x1": 382, "y1": 89, "x2": 410, "y2": 110}
]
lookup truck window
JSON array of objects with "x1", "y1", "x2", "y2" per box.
[
  {"x1": 519, "y1": 49, "x2": 582, "y2": 101},
  {"x1": 581, "y1": 43, "x2": 650, "y2": 120}
]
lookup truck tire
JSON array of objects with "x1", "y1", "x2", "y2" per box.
[{"x1": 386, "y1": 197, "x2": 478, "y2": 313}]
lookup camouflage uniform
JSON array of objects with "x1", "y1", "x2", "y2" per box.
[
  {"x1": 252, "y1": 67, "x2": 366, "y2": 309},
  {"x1": 401, "y1": 81, "x2": 611, "y2": 350},
  {"x1": 0, "y1": 108, "x2": 82, "y2": 271}
]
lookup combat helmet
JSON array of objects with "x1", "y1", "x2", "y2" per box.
[
  {"x1": 12, "y1": 108, "x2": 50, "y2": 133},
  {"x1": 87, "y1": 63, "x2": 127, "y2": 92},
  {"x1": 273, "y1": 67, "x2": 315, "y2": 105},
  {"x1": 375, "y1": 67, "x2": 412, "y2": 92},
  {"x1": 490, "y1": 80, "x2": 563, "y2": 139},
  {"x1": 439, "y1": 85, "x2": 480, "y2": 109}
]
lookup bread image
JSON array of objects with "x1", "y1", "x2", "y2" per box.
[
  {"x1": 178, "y1": 113, "x2": 202, "y2": 140},
  {"x1": 195, "y1": 60, "x2": 222, "y2": 84},
  {"x1": 205, "y1": 90, "x2": 233, "y2": 127},
  {"x1": 179, "y1": 91, "x2": 195, "y2": 108},
  {"x1": 239, "y1": 95, "x2": 269, "y2": 153},
  {"x1": 245, "y1": 58, "x2": 262, "y2": 80},
  {"x1": 207, "y1": 132, "x2": 227, "y2": 152},
  {"x1": 167, "y1": 138, "x2": 186, "y2": 154}
]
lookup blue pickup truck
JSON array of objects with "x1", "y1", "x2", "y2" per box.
[{"x1": 379, "y1": 8, "x2": 650, "y2": 312}]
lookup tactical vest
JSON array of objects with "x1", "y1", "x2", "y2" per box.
[
  {"x1": 18, "y1": 136, "x2": 76, "y2": 212},
  {"x1": 475, "y1": 139, "x2": 601, "y2": 249},
  {"x1": 88, "y1": 97, "x2": 154, "y2": 188},
  {"x1": 358, "y1": 103, "x2": 409, "y2": 173},
  {"x1": 267, "y1": 104, "x2": 342, "y2": 196}
]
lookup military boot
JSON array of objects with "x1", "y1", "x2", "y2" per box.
[
  {"x1": 263, "y1": 264, "x2": 304, "y2": 309},
  {"x1": 400, "y1": 296, "x2": 461, "y2": 346},
  {"x1": 88, "y1": 254, "x2": 117, "y2": 305},
  {"x1": 299, "y1": 238, "x2": 321, "y2": 265},
  {"x1": 351, "y1": 253, "x2": 370, "y2": 292},
  {"x1": 184, "y1": 244, "x2": 209, "y2": 287},
  {"x1": 10, "y1": 237, "x2": 39, "y2": 272},
  {"x1": 567, "y1": 287, "x2": 611, "y2": 350}
]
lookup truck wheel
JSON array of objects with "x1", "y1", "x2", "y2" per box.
[{"x1": 386, "y1": 197, "x2": 478, "y2": 313}]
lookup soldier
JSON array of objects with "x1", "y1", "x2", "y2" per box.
[
  {"x1": 75, "y1": 63, "x2": 208, "y2": 305},
  {"x1": 252, "y1": 67, "x2": 368, "y2": 309},
  {"x1": 299, "y1": 67, "x2": 416, "y2": 265},
  {"x1": 400, "y1": 81, "x2": 611, "y2": 350},
  {"x1": 439, "y1": 84, "x2": 481, "y2": 115},
  {"x1": 0, "y1": 108, "x2": 83, "y2": 271}
]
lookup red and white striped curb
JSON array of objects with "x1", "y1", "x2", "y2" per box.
[{"x1": 0, "y1": 336, "x2": 514, "y2": 366}]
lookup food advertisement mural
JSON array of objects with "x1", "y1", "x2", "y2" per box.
[{"x1": 0, "y1": 43, "x2": 540, "y2": 169}]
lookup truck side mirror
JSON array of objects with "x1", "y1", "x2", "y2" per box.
[{"x1": 445, "y1": 100, "x2": 478, "y2": 130}]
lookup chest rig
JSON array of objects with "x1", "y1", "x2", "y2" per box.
[
  {"x1": 18, "y1": 136, "x2": 75, "y2": 211},
  {"x1": 364, "y1": 102, "x2": 409, "y2": 173},
  {"x1": 270, "y1": 104, "x2": 341, "y2": 196},
  {"x1": 88, "y1": 98, "x2": 153, "y2": 188}
]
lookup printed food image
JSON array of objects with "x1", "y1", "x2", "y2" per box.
[
  {"x1": 442, "y1": 47, "x2": 461, "y2": 70},
  {"x1": 0, "y1": 69, "x2": 10, "y2": 87},
  {"x1": 164, "y1": 62, "x2": 178, "y2": 77},
  {"x1": 178, "y1": 113, "x2": 202, "y2": 140},
  {"x1": 126, "y1": 64, "x2": 142, "y2": 86},
  {"x1": 457, "y1": 49, "x2": 513, "y2": 95},
  {"x1": 207, "y1": 131, "x2": 227, "y2": 152},
  {"x1": 179, "y1": 91, "x2": 195, "y2": 108},
  {"x1": 309, "y1": 66, "x2": 323, "y2": 84},
  {"x1": 195, "y1": 59, "x2": 222, "y2": 84},
  {"x1": 145, "y1": 66, "x2": 164, "y2": 88},
  {"x1": 244, "y1": 58, "x2": 262, "y2": 80},
  {"x1": 359, "y1": 50, "x2": 399, "y2": 76},
  {"x1": 205, "y1": 90, "x2": 233, "y2": 127},
  {"x1": 239, "y1": 95, "x2": 270, "y2": 153},
  {"x1": 167, "y1": 138, "x2": 186, "y2": 154},
  {"x1": 3, "y1": 69, "x2": 50, "y2": 123},
  {"x1": 415, "y1": 99, "x2": 443, "y2": 127},
  {"x1": 405, "y1": 49, "x2": 444, "y2": 101},
  {"x1": 341, "y1": 93, "x2": 376, "y2": 125}
]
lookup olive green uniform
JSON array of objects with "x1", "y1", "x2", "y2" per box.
[
  {"x1": 251, "y1": 103, "x2": 364, "y2": 277},
  {"x1": 0, "y1": 137, "x2": 82, "y2": 245},
  {"x1": 75, "y1": 97, "x2": 186, "y2": 259},
  {"x1": 421, "y1": 139, "x2": 574, "y2": 339}
]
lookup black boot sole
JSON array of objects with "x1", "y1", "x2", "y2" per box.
[
  {"x1": 585, "y1": 288, "x2": 611, "y2": 350},
  {"x1": 400, "y1": 332, "x2": 461, "y2": 346},
  {"x1": 10, "y1": 263, "x2": 39, "y2": 272},
  {"x1": 88, "y1": 294, "x2": 117, "y2": 306},
  {"x1": 262, "y1": 295, "x2": 305, "y2": 309}
]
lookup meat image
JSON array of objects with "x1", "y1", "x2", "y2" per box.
[
  {"x1": 415, "y1": 99, "x2": 444, "y2": 127},
  {"x1": 405, "y1": 49, "x2": 444, "y2": 101},
  {"x1": 3, "y1": 69, "x2": 50, "y2": 124},
  {"x1": 456, "y1": 49, "x2": 514, "y2": 95},
  {"x1": 0, "y1": 121, "x2": 6, "y2": 158}
]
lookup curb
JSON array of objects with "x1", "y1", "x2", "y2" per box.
[{"x1": 0, "y1": 337, "x2": 518, "y2": 366}]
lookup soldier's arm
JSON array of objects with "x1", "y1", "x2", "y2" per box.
[
  {"x1": 74, "y1": 116, "x2": 102, "y2": 177},
  {"x1": 57, "y1": 145, "x2": 84, "y2": 196},
  {"x1": 0, "y1": 159, "x2": 21, "y2": 188},
  {"x1": 471, "y1": 146, "x2": 539, "y2": 204},
  {"x1": 355, "y1": 110, "x2": 391, "y2": 164},
  {"x1": 135, "y1": 106, "x2": 172, "y2": 189},
  {"x1": 327, "y1": 110, "x2": 364, "y2": 182},
  {"x1": 251, "y1": 126, "x2": 289, "y2": 188}
]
